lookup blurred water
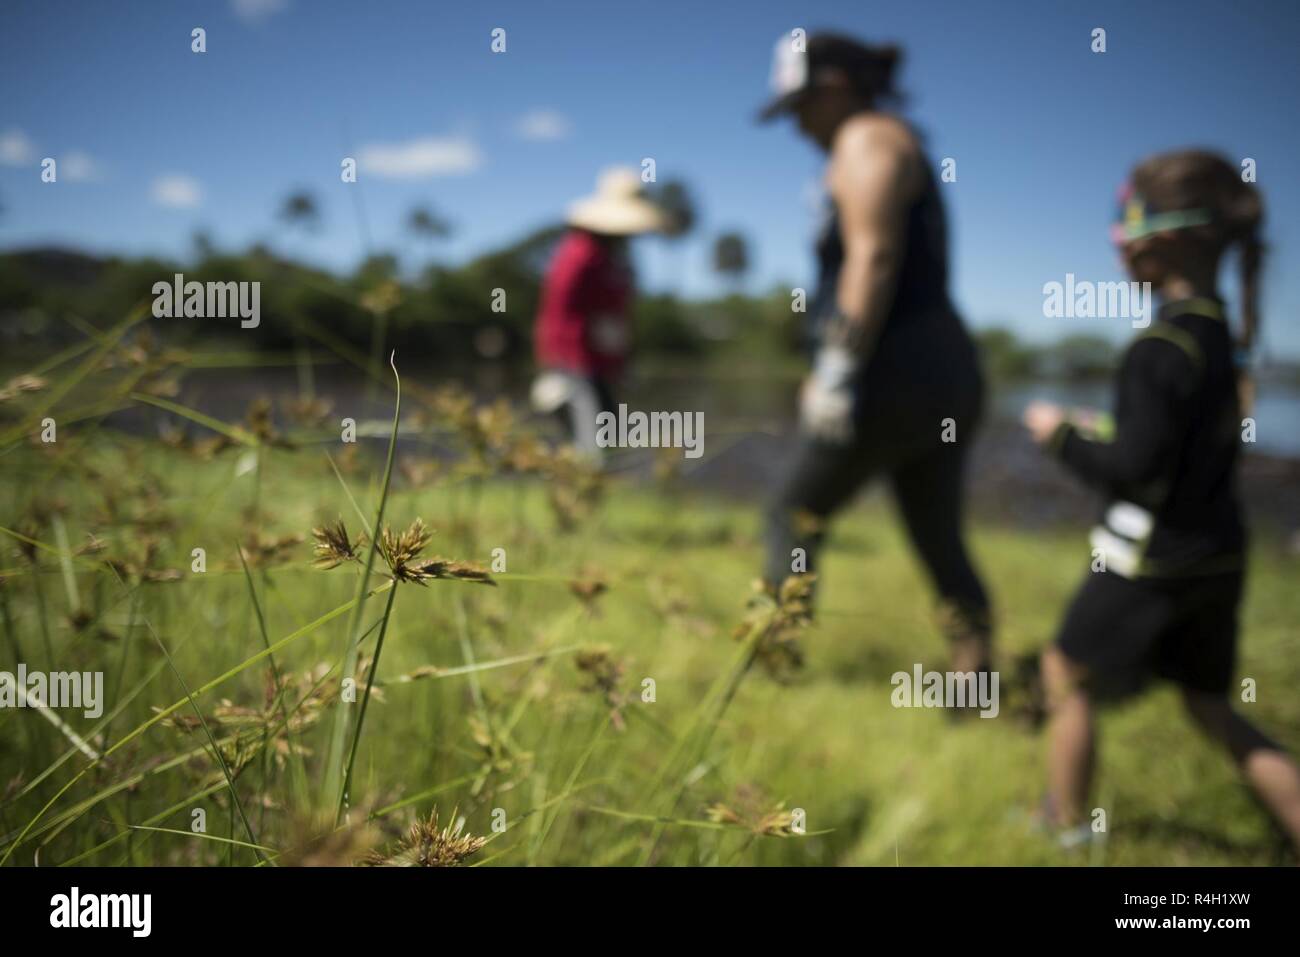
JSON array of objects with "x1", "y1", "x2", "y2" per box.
[
  {"x1": 160, "y1": 362, "x2": 1300, "y2": 460},
  {"x1": 994, "y1": 381, "x2": 1300, "y2": 458},
  {"x1": 102, "y1": 360, "x2": 1300, "y2": 529}
]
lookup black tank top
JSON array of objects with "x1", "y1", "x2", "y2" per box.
[{"x1": 808, "y1": 154, "x2": 957, "y2": 351}]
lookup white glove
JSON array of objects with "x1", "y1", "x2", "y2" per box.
[
  {"x1": 530, "y1": 371, "x2": 576, "y2": 414},
  {"x1": 800, "y1": 345, "x2": 856, "y2": 444}
]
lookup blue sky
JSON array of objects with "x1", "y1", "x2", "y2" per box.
[{"x1": 2, "y1": 0, "x2": 1298, "y2": 356}]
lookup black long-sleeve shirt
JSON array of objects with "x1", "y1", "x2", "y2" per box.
[{"x1": 1048, "y1": 298, "x2": 1245, "y2": 577}]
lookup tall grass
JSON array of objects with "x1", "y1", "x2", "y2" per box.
[{"x1": 1, "y1": 323, "x2": 1298, "y2": 867}]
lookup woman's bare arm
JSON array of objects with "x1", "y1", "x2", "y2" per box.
[{"x1": 825, "y1": 114, "x2": 922, "y2": 361}]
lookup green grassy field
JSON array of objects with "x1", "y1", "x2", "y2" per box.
[{"x1": 2, "y1": 415, "x2": 1298, "y2": 867}]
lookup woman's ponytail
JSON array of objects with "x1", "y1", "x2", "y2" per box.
[
  {"x1": 1228, "y1": 181, "x2": 1264, "y2": 412},
  {"x1": 1232, "y1": 198, "x2": 1264, "y2": 355}
]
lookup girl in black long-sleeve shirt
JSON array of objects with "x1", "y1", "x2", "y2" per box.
[{"x1": 1023, "y1": 150, "x2": 1300, "y2": 854}]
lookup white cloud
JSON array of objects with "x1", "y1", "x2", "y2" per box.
[
  {"x1": 358, "y1": 136, "x2": 482, "y2": 179},
  {"x1": 151, "y1": 174, "x2": 203, "y2": 209},
  {"x1": 0, "y1": 128, "x2": 36, "y2": 166},
  {"x1": 231, "y1": 0, "x2": 289, "y2": 23},
  {"x1": 63, "y1": 151, "x2": 100, "y2": 182},
  {"x1": 515, "y1": 110, "x2": 571, "y2": 142}
]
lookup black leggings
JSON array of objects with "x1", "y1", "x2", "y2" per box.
[{"x1": 763, "y1": 351, "x2": 991, "y2": 644}]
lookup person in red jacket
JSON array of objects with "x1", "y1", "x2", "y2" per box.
[{"x1": 532, "y1": 168, "x2": 666, "y2": 456}]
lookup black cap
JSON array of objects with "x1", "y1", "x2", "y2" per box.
[{"x1": 757, "y1": 32, "x2": 901, "y2": 122}]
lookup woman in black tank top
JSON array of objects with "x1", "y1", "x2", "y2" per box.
[
  {"x1": 757, "y1": 31, "x2": 991, "y2": 681},
  {"x1": 811, "y1": 162, "x2": 954, "y2": 343}
]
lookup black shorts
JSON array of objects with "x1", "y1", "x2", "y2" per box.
[{"x1": 1055, "y1": 568, "x2": 1243, "y2": 699}]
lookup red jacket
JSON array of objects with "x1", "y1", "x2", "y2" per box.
[{"x1": 534, "y1": 229, "x2": 632, "y2": 380}]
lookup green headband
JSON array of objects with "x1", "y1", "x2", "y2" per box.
[{"x1": 1112, "y1": 185, "x2": 1214, "y2": 244}]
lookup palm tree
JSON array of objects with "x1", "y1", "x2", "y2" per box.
[
  {"x1": 712, "y1": 231, "x2": 749, "y2": 289},
  {"x1": 651, "y1": 179, "x2": 696, "y2": 240},
  {"x1": 406, "y1": 203, "x2": 452, "y2": 271},
  {"x1": 191, "y1": 229, "x2": 216, "y2": 263},
  {"x1": 407, "y1": 204, "x2": 450, "y2": 241},
  {"x1": 278, "y1": 191, "x2": 321, "y2": 235},
  {"x1": 275, "y1": 192, "x2": 322, "y2": 405},
  {"x1": 648, "y1": 179, "x2": 696, "y2": 290}
]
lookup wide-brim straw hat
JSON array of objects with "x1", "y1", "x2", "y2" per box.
[{"x1": 566, "y1": 167, "x2": 667, "y2": 236}]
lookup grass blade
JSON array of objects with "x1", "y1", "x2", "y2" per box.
[{"x1": 326, "y1": 351, "x2": 402, "y2": 822}]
